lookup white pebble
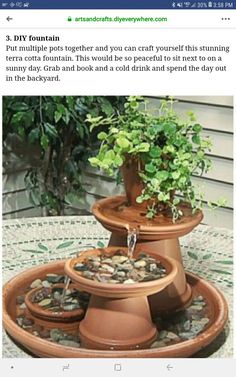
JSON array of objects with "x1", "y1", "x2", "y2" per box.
[
  {"x1": 42, "y1": 280, "x2": 51, "y2": 288},
  {"x1": 134, "y1": 260, "x2": 146, "y2": 268},
  {"x1": 30, "y1": 279, "x2": 42, "y2": 289},
  {"x1": 123, "y1": 279, "x2": 136, "y2": 284}
]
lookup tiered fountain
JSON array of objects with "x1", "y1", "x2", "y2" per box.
[
  {"x1": 3, "y1": 97, "x2": 228, "y2": 357},
  {"x1": 3, "y1": 162, "x2": 228, "y2": 357}
]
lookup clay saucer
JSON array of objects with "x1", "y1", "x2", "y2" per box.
[
  {"x1": 92, "y1": 196, "x2": 203, "y2": 240},
  {"x1": 25, "y1": 283, "x2": 85, "y2": 323},
  {"x1": 64, "y1": 247, "x2": 178, "y2": 299}
]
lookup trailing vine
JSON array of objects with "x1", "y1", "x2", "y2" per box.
[{"x1": 88, "y1": 96, "x2": 226, "y2": 221}]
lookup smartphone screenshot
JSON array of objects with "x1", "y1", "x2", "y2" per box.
[{"x1": 0, "y1": 1, "x2": 235, "y2": 376}]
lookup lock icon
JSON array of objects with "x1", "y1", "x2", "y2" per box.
[{"x1": 67, "y1": 16, "x2": 72, "y2": 22}]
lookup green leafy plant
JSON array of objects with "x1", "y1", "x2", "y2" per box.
[
  {"x1": 3, "y1": 96, "x2": 125, "y2": 215},
  {"x1": 88, "y1": 96, "x2": 226, "y2": 221}
]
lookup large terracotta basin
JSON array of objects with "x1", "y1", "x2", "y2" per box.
[
  {"x1": 64, "y1": 247, "x2": 178, "y2": 299},
  {"x1": 92, "y1": 196, "x2": 203, "y2": 240},
  {"x1": 3, "y1": 261, "x2": 228, "y2": 357}
]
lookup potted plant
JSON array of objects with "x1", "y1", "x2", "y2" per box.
[{"x1": 88, "y1": 96, "x2": 225, "y2": 222}]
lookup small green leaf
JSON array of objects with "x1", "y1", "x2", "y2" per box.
[
  {"x1": 179, "y1": 176, "x2": 187, "y2": 185},
  {"x1": 197, "y1": 150, "x2": 204, "y2": 158},
  {"x1": 110, "y1": 127, "x2": 119, "y2": 134},
  {"x1": 145, "y1": 163, "x2": 156, "y2": 174},
  {"x1": 203, "y1": 253, "x2": 212, "y2": 260},
  {"x1": 12, "y1": 112, "x2": 23, "y2": 124},
  {"x1": 146, "y1": 211, "x2": 155, "y2": 219},
  {"x1": 210, "y1": 269, "x2": 231, "y2": 275},
  {"x1": 76, "y1": 123, "x2": 85, "y2": 139},
  {"x1": 54, "y1": 110, "x2": 62, "y2": 123},
  {"x1": 158, "y1": 192, "x2": 170, "y2": 201},
  {"x1": 193, "y1": 123, "x2": 202, "y2": 133},
  {"x1": 187, "y1": 111, "x2": 197, "y2": 121},
  {"x1": 137, "y1": 143, "x2": 150, "y2": 152},
  {"x1": 101, "y1": 100, "x2": 114, "y2": 116},
  {"x1": 97, "y1": 241, "x2": 105, "y2": 248},
  {"x1": 22, "y1": 249, "x2": 44, "y2": 254},
  {"x1": 149, "y1": 146, "x2": 161, "y2": 158},
  {"x1": 44, "y1": 123, "x2": 58, "y2": 138},
  {"x1": 187, "y1": 251, "x2": 198, "y2": 260},
  {"x1": 172, "y1": 171, "x2": 180, "y2": 180},
  {"x1": 97, "y1": 131, "x2": 107, "y2": 140},
  {"x1": 215, "y1": 260, "x2": 233, "y2": 265},
  {"x1": 156, "y1": 171, "x2": 169, "y2": 181},
  {"x1": 63, "y1": 108, "x2": 70, "y2": 125},
  {"x1": 217, "y1": 198, "x2": 227, "y2": 207},
  {"x1": 182, "y1": 153, "x2": 191, "y2": 160},
  {"x1": 192, "y1": 134, "x2": 201, "y2": 144},
  {"x1": 151, "y1": 178, "x2": 160, "y2": 187},
  {"x1": 129, "y1": 100, "x2": 139, "y2": 109},
  {"x1": 40, "y1": 134, "x2": 49, "y2": 151},
  {"x1": 89, "y1": 157, "x2": 100, "y2": 167},
  {"x1": 11, "y1": 102, "x2": 29, "y2": 111},
  {"x1": 164, "y1": 123, "x2": 176, "y2": 134},
  {"x1": 105, "y1": 150, "x2": 115, "y2": 160},
  {"x1": 173, "y1": 198, "x2": 180, "y2": 205},
  {"x1": 153, "y1": 124, "x2": 164, "y2": 133},
  {"x1": 57, "y1": 103, "x2": 66, "y2": 114},
  {"x1": 56, "y1": 241, "x2": 74, "y2": 249},
  {"x1": 114, "y1": 155, "x2": 123, "y2": 166},
  {"x1": 38, "y1": 243, "x2": 48, "y2": 251},
  {"x1": 165, "y1": 145, "x2": 175, "y2": 154},
  {"x1": 116, "y1": 137, "x2": 130, "y2": 149}
]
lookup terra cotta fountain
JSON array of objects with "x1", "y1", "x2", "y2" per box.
[{"x1": 3, "y1": 158, "x2": 228, "y2": 358}]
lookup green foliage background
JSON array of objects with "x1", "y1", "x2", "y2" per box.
[{"x1": 3, "y1": 96, "x2": 125, "y2": 215}]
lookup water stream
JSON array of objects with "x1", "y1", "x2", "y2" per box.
[
  {"x1": 127, "y1": 226, "x2": 139, "y2": 259},
  {"x1": 60, "y1": 276, "x2": 71, "y2": 306}
]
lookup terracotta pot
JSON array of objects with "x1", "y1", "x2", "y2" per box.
[
  {"x1": 120, "y1": 156, "x2": 174, "y2": 211},
  {"x1": 120, "y1": 156, "x2": 145, "y2": 207},
  {"x1": 25, "y1": 283, "x2": 84, "y2": 323},
  {"x1": 64, "y1": 247, "x2": 177, "y2": 350},
  {"x1": 3, "y1": 261, "x2": 228, "y2": 358}
]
